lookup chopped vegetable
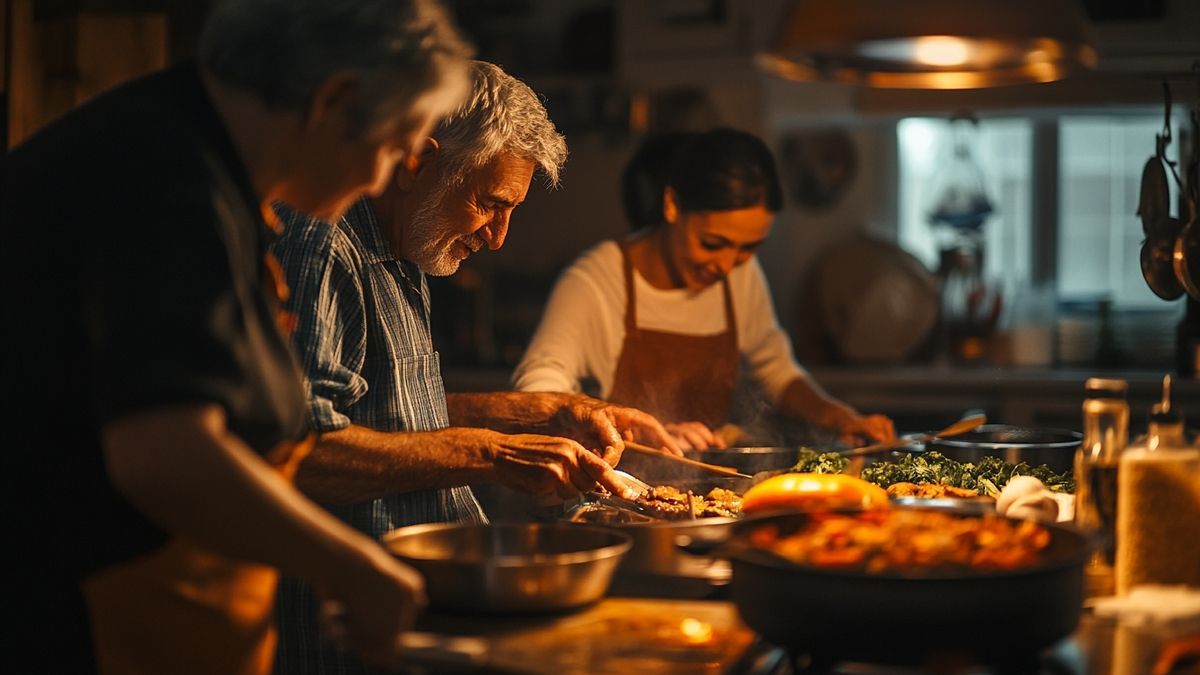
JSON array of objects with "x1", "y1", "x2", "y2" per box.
[
  {"x1": 859, "y1": 452, "x2": 1075, "y2": 497},
  {"x1": 790, "y1": 448, "x2": 851, "y2": 474}
]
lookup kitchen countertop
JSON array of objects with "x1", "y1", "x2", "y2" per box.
[
  {"x1": 406, "y1": 597, "x2": 1199, "y2": 674},
  {"x1": 411, "y1": 598, "x2": 754, "y2": 674}
]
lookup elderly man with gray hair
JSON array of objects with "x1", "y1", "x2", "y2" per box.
[
  {"x1": 271, "y1": 60, "x2": 679, "y2": 673},
  {"x1": 4, "y1": 1, "x2": 475, "y2": 673}
]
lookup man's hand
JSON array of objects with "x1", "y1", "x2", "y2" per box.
[
  {"x1": 554, "y1": 394, "x2": 683, "y2": 462},
  {"x1": 486, "y1": 430, "x2": 642, "y2": 499},
  {"x1": 835, "y1": 413, "x2": 895, "y2": 446},
  {"x1": 664, "y1": 421, "x2": 727, "y2": 451},
  {"x1": 318, "y1": 544, "x2": 426, "y2": 667}
]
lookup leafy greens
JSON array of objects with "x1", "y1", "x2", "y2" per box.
[
  {"x1": 790, "y1": 448, "x2": 851, "y2": 474},
  {"x1": 858, "y1": 451, "x2": 1075, "y2": 497}
]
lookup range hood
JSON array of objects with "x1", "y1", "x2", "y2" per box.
[{"x1": 756, "y1": 0, "x2": 1098, "y2": 89}]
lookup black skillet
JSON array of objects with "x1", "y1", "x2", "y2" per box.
[{"x1": 685, "y1": 505, "x2": 1091, "y2": 666}]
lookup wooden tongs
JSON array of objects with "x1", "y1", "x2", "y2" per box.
[{"x1": 623, "y1": 441, "x2": 753, "y2": 479}]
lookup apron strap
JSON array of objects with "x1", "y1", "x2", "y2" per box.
[
  {"x1": 619, "y1": 240, "x2": 739, "y2": 341},
  {"x1": 618, "y1": 241, "x2": 638, "y2": 332},
  {"x1": 720, "y1": 272, "x2": 736, "y2": 348}
]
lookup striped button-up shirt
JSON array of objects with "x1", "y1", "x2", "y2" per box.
[{"x1": 272, "y1": 198, "x2": 485, "y2": 675}]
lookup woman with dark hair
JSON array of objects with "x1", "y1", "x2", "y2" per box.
[
  {"x1": 514, "y1": 128, "x2": 894, "y2": 449},
  {"x1": 620, "y1": 132, "x2": 696, "y2": 231}
]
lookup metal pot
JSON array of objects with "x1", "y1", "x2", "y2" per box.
[
  {"x1": 923, "y1": 423, "x2": 1083, "y2": 474},
  {"x1": 699, "y1": 504, "x2": 1091, "y2": 665},
  {"x1": 563, "y1": 476, "x2": 751, "y2": 589},
  {"x1": 683, "y1": 447, "x2": 801, "y2": 474},
  {"x1": 382, "y1": 523, "x2": 630, "y2": 614}
]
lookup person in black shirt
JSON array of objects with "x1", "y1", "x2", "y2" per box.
[{"x1": 1, "y1": 1, "x2": 472, "y2": 673}]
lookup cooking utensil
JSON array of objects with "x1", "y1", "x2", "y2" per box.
[
  {"x1": 687, "y1": 503, "x2": 1091, "y2": 665},
  {"x1": 1175, "y1": 216, "x2": 1200, "y2": 299},
  {"x1": 383, "y1": 523, "x2": 630, "y2": 613},
  {"x1": 624, "y1": 441, "x2": 753, "y2": 478},
  {"x1": 683, "y1": 446, "x2": 802, "y2": 474},
  {"x1": 564, "y1": 475, "x2": 752, "y2": 588},
  {"x1": 840, "y1": 413, "x2": 986, "y2": 458},
  {"x1": 1143, "y1": 216, "x2": 1186, "y2": 300},
  {"x1": 921, "y1": 423, "x2": 1083, "y2": 475},
  {"x1": 587, "y1": 469, "x2": 656, "y2": 518},
  {"x1": 1139, "y1": 154, "x2": 1171, "y2": 238},
  {"x1": 613, "y1": 469, "x2": 651, "y2": 495}
]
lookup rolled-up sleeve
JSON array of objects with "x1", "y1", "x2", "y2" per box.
[{"x1": 273, "y1": 211, "x2": 368, "y2": 432}]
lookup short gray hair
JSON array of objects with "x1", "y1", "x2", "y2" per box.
[
  {"x1": 433, "y1": 61, "x2": 568, "y2": 187},
  {"x1": 198, "y1": 0, "x2": 473, "y2": 137}
]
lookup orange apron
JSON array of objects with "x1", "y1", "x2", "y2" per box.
[
  {"x1": 81, "y1": 435, "x2": 314, "y2": 675},
  {"x1": 607, "y1": 242, "x2": 740, "y2": 429}
]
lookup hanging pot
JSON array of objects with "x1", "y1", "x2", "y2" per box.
[
  {"x1": 1143, "y1": 216, "x2": 1186, "y2": 300},
  {"x1": 1173, "y1": 208, "x2": 1200, "y2": 301},
  {"x1": 1138, "y1": 154, "x2": 1172, "y2": 238}
]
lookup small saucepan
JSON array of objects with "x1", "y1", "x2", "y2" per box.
[
  {"x1": 383, "y1": 523, "x2": 631, "y2": 614},
  {"x1": 564, "y1": 476, "x2": 752, "y2": 587},
  {"x1": 921, "y1": 424, "x2": 1083, "y2": 475}
]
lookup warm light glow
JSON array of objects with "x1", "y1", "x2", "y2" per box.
[
  {"x1": 913, "y1": 36, "x2": 971, "y2": 66},
  {"x1": 679, "y1": 618, "x2": 714, "y2": 644}
]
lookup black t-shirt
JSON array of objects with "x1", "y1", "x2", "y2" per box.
[{"x1": 1, "y1": 63, "x2": 308, "y2": 670}]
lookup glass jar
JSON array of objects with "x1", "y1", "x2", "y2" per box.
[
  {"x1": 1075, "y1": 377, "x2": 1130, "y2": 596},
  {"x1": 1116, "y1": 375, "x2": 1200, "y2": 594}
]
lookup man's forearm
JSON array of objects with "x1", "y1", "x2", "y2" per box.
[
  {"x1": 295, "y1": 424, "x2": 497, "y2": 504},
  {"x1": 446, "y1": 391, "x2": 572, "y2": 433},
  {"x1": 103, "y1": 404, "x2": 388, "y2": 585}
]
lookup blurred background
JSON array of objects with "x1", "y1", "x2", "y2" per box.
[{"x1": 5, "y1": 0, "x2": 1198, "y2": 433}]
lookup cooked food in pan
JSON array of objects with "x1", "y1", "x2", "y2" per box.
[
  {"x1": 637, "y1": 486, "x2": 743, "y2": 520},
  {"x1": 748, "y1": 509, "x2": 1052, "y2": 574},
  {"x1": 884, "y1": 482, "x2": 985, "y2": 500}
]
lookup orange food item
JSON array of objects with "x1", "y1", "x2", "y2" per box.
[
  {"x1": 741, "y1": 473, "x2": 890, "y2": 514},
  {"x1": 749, "y1": 510, "x2": 1051, "y2": 573}
]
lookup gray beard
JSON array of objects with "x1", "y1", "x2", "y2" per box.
[{"x1": 404, "y1": 184, "x2": 462, "y2": 277}]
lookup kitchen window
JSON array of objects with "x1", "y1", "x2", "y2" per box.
[
  {"x1": 898, "y1": 112, "x2": 1186, "y2": 310},
  {"x1": 897, "y1": 117, "x2": 1033, "y2": 296}
]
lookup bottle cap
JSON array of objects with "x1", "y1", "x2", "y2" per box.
[
  {"x1": 1085, "y1": 377, "x2": 1128, "y2": 399},
  {"x1": 1149, "y1": 374, "x2": 1184, "y2": 427}
]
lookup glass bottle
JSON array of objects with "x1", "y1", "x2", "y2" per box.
[
  {"x1": 1116, "y1": 375, "x2": 1200, "y2": 594},
  {"x1": 1075, "y1": 377, "x2": 1129, "y2": 597}
]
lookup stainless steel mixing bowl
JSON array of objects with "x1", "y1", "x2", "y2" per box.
[{"x1": 383, "y1": 522, "x2": 631, "y2": 613}]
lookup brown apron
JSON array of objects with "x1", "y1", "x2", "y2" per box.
[
  {"x1": 607, "y1": 242, "x2": 740, "y2": 429},
  {"x1": 81, "y1": 434, "x2": 315, "y2": 675}
]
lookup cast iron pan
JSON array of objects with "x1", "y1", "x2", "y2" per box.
[{"x1": 708, "y1": 506, "x2": 1090, "y2": 665}]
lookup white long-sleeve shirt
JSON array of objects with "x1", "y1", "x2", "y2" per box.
[{"x1": 512, "y1": 240, "x2": 809, "y2": 404}]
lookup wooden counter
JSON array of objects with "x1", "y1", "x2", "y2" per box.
[
  {"x1": 413, "y1": 598, "x2": 754, "y2": 674},
  {"x1": 408, "y1": 598, "x2": 1199, "y2": 674}
]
